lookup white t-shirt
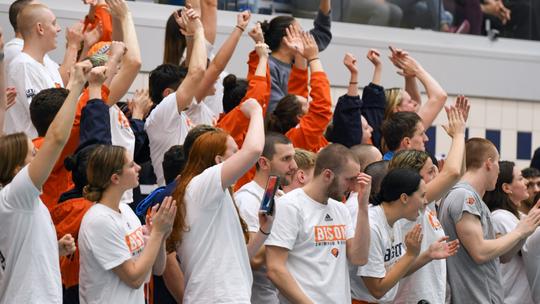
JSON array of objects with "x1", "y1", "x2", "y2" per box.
[
  {"x1": 354, "y1": 205, "x2": 405, "y2": 304},
  {"x1": 109, "y1": 105, "x2": 135, "y2": 204},
  {"x1": 79, "y1": 203, "x2": 146, "y2": 304},
  {"x1": 491, "y1": 209, "x2": 534, "y2": 304},
  {"x1": 523, "y1": 222, "x2": 540, "y2": 303},
  {"x1": 394, "y1": 202, "x2": 447, "y2": 304},
  {"x1": 185, "y1": 98, "x2": 218, "y2": 126},
  {"x1": 145, "y1": 93, "x2": 192, "y2": 186},
  {"x1": 3, "y1": 38, "x2": 56, "y2": 78},
  {"x1": 265, "y1": 188, "x2": 354, "y2": 304},
  {"x1": 177, "y1": 164, "x2": 252, "y2": 303},
  {"x1": 235, "y1": 180, "x2": 279, "y2": 304},
  {"x1": 0, "y1": 166, "x2": 62, "y2": 303},
  {"x1": 6, "y1": 50, "x2": 63, "y2": 138}
]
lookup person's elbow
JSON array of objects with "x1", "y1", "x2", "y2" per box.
[
  {"x1": 266, "y1": 264, "x2": 281, "y2": 285},
  {"x1": 468, "y1": 250, "x2": 490, "y2": 265},
  {"x1": 434, "y1": 90, "x2": 448, "y2": 103},
  {"x1": 365, "y1": 285, "x2": 386, "y2": 300},
  {"x1": 187, "y1": 65, "x2": 206, "y2": 81},
  {"x1": 124, "y1": 276, "x2": 146, "y2": 289},
  {"x1": 348, "y1": 255, "x2": 368, "y2": 266}
]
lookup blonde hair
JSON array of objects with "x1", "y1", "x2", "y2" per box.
[
  {"x1": 384, "y1": 88, "x2": 403, "y2": 120},
  {"x1": 388, "y1": 150, "x2": 430, "y2": 172},
  {"x1": 294, "y1": 148, "x2": 316, "y2": 171}
]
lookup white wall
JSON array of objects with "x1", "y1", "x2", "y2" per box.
[{"x1": 1, "y1": 0, "x2": 539, "y2": 165}]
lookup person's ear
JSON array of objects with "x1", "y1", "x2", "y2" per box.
[
  {"x1": 400, "y1": 193, "x2": 408, "y2": 204},
  {"x1": 297, "y1": 170, "x2": 305, "y2": 183},
  {"x1": 162, "y1": 88, "x2": 174, "y2": 98},
  {"x1": 258, "y1": 157, "x2": 270, "y2": 171},
  {"x1": 111, "y1": 173, "x2": 121, "y2": 185},
  {"x1": 214, "y1": 155, "x2": 223, "y2": 165},
  {"x1": 502, "y1": 183, "x2": 512, "y2": 195}
]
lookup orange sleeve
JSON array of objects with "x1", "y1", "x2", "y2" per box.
[
  {"x1": 286, "y1": 71, "x2": 332, "y2": 152},
  {"x1": 83, "y1": 4, "x2": 113, "y2": 42},
  {"x1": 233, "y1": 166, "x2": 256, "y2": 192},
  {"x1": 287, "y1": 66, "x2": 309, "y2": 98}
]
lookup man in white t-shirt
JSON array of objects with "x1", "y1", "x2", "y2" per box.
[
  {"x1": 235, "y1": 132, "x2": 298, "y2": 304},
  {"x1": 265, "y1": 144, "x2": 372, "y2": 303},
  {"x1": 5, "y1": 2, "x2": 84, "y2": 138},
  {"x1": 146, "y1": 16, "x2": 207, "y2": 186}
]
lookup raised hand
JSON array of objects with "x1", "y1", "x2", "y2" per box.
[
  {"x1": 453, "y1": 95, "x2": 470, "y2": 122},
  {"x1": 248, "y1": 22, "x2": 264, "y2": 43},
  {"x1": 254, "y1": 42, "x2": 270, "y2": 59},
  {"x1": 343, "y1": 53, "x2": 358, "y2": 74},
  {"x1": 240, "y1": 98, "x2": 262, "y2": 119},
  {"x1": 87, "y1": 66, "x2": 108, "y2": 86},
  {"x1": 149, "y1": 196, "x2": 177, "y2": 238},
  {"x1": 515, "y1": 199, "x2": 540, "y2": 238},
  {"x1": 405, "y1": 224, "x2": 423, "y2": 257},
  {"x1": 109, "y1": 40, "x2": 127, "y2": 57},
  {"x1": 283, "y1": 24, "x2": 304, "y2": 56},
  {"x1": 128, "y1": 89, "x2": 153, "y2": 119},
  {"x1": 83, "y1": 21, "x2": 103, "y2": 50},
  {"x1": 366, "y1": 49, "x2": 381, "y2": 67},
  {"x1": 66, "y1": 21, "x2": 85, "y2": 49},
  {"x1": 58, "y1": 234, "x2": 77, "y2": 256},
  {"x1": 70, "y1": 60, "x2": 93, "y2": 86},
  {"x1": 182, "y1": 7, "x2": 203, "y2": 35},
  {"x1": 391, "y1": 54, "x2": 421, "y2": 78},
  {"x1": 441, "y1": 105, "x2": 465, "y2": 138},
  {"x1": 236, "y1": 10, "x2": 251, "y2": 31},
  {"x1": 106, "y1": 0, "x2": 129, "y2": 19},
  {"x1": 301, "y1": 31, "x2": 319, "y2": 60},
  {"x1": 356, "y1": 173, "x2": 372, "y2": 208},
  {"x1": 428, "y1": 236, "x2": 460, "y2": 260}
]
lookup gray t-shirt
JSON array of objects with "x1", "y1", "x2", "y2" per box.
[
  {"x1": 267, "y1": 10, "x2": 332, "y2": 115},
  {"x1": 438, "y1": 181, "x2": 504, "y2": 304}
]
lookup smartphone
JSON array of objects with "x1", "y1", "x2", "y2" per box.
[{"x1": 260, "y1": 175, "x2": 280, "y2": 215}]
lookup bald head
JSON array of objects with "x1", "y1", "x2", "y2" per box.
[
  {"x1": 17, "y1": 3, "x2": 54, "y2": 38},
  {"x1": 351, "y1": 144, "x2": 383, "y2": 172}
]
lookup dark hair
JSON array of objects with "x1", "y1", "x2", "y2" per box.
[
  {"x1": 531, "y1": 147, "x2": 540, "y2": 171},
  {"x1": 364, "y1": 160, "x2": 389, "y2": 204},
  {"x1": 64, "y1": 144, "x2": 98, "y2": 188},
  {"x1": 372, "y1": 168, "x2": 422, "y2": 205},
  {"x1": 30, "y1": 88, "x2": 69, "y2": 137},
  {"x1": 256, "y1": 132, "x2": 292, "y2": 170},
  {"x1": 149, "y1": 64, "x2": 187, "y2": 104},
  {"x1": 465, "y1": 138, "x2": 497, "y2": 170},
  {"x1": 484, "y1": 161, "x2": 519, "y2": 218},
  {"x1": 9, "y1": 0, "x2": 34, "y2": 32},
  {"x1": 163, "y1": 9, "x2": 187, "y2": 65},
  {"x1": 522, "y1": 167, "x2": 540, "y2": 179},
  {"x1": 266, "y1": 94, "x2": 302, "y2": 134},
  {"x1": 381, "y1": 112, "x2": 422, "y2": 151},
  {"x1": 183, "y1": 124, "x2": 217, "y2": 161},
  {"x1": 222, "y1": 74, "x2": 248, "y2": 113},
  {"x1": 314, "y1": 144, "x2": 358, "y2": 177},
  {"x1": 162, "y1": 145, "x2": 185, "y2": 185},
  {"x1": 260, "y1": 16, "x2": 295, "y2": 51}
]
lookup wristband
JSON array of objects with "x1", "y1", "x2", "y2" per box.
[
  {"x1": 349, "y1": 81, "x2": 358, "y2": 84},
  {"x1": 259, "y1": 228, "x2": 270, "y2": 236},
  {"x1": 236, "y1": 25, "x2": 245, "y2": 32},
  {"x1": 307, "y1": 57, "x2": 319, "y2": 64}
]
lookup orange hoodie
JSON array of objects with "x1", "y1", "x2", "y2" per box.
[
  {"x1": 84, "y1": 3, "x2": 113, "y2": 43},
  {"x1": 34, "y1": 86, "x2": 110, "y2": 210}
]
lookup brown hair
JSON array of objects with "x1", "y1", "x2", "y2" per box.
[
  {"x1": 83, "y1": 145, "x2": 126, "y2": 202},
  {"x1": 0, "y1": 133, "x2": 29, "y2": 186},
  {"x1": 266, "y1": 94, "x2": 302, "y2": 134},
  {"x1": 466, "y1": 138, "x2": 497, "y2": 170},
  {"x1": 168, "y1": 130, "x2": 249, "y2": 252},
  {"x1": 314, "y1": 144, "x2": 358, "y2": 177},
  {"x1": 17, "y1": 3, "x2": 48, "y2": 38},
  {"x1": 484, "y1": 161, "x2": 520, "y2": 218},
  {"x1": 163, "y1": 9, "x2": 187, "y2": 65},
  {"x1": 389, "y1": 150, "x2": 430, "y2": 172}
]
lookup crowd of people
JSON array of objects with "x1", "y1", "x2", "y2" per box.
[{"x1": 0, "y1": 0, "x2": 540, "y2": 303}]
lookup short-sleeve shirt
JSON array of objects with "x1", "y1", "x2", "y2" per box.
[
  {"x1": 177, "y1": 164, "x2": 252, "y2": 303},
  {"x1": 438, "y1": 181, "x2": 504, "y2": 304},
  {"x1": 109, "y1": 105, "x2": 135, "y2": 204},
  {"x1": 523, "y1": 226, "x2": 540, "y2": 303},
  {"x1": 353, "y1": 205, "x2": 405, "y2": 304},
  {"x1": 235, "y1": 181, "x2": 279, "y2": 304},
  {"x1": 0, "y1": 166, "x2": 62, "y2": 303},
  {"x1": 6, "y1": 51, "x2": 63, "y2": 138},
  {"x1": 145, "y1": 93, "x2": 192, "y2": 186},
  {"x1": 265, "y1": 188, "x2": 354, "y2": 304},
  {"x1": 491, "y1": 209, "x2": 534, "y2": 304},
  {"x1": 79, "y1": 203, "x2": 145, "y2": 304}
]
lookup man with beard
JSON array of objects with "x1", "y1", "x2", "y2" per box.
[
  {"x1": 520, "y1": 167, "x2": 540, "y2": 215},
  {"x1": 235, "y1": 132, "x2": 298, "y2": 304},
  {"x1": 265, "y1": 143, "x2": 371, "y2": 303}
]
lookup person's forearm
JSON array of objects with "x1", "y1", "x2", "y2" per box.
[
  {"x1": 405, "y1": 76, "x2": 421, "y2": 105},
  {"x1": 129, "y1": 231, "x2": 166, "y2": 287},
  {"x1": 371, "y1": 65, "x2": 382, "y2": 86},
  {"x1": 347, "y1": 71, "x2": 359, "y2": 96},
  {"x1": 242, "y1": 108, "x2": 264, "y2": 153},
  {"x1": 416, "y1": 68, "x2": 447, "y2": 128},
  {"x1": 348, "y1": 206, "x2": 369, "y2": 265},
  {"x1": 499, "y1": 236, "x2": 526, "y2": 263},
  {"x1": 89, "y1": 84, "x2": 103, "y2": 100},
  {"x1": 294, "y1": 53, "x2": 307, "y2": 70},
  {"x1": 183, "y1": 36, "x2": 194, "y2": 67},
  {"x1": 152, "y1": 241, "x2": 167, "y2": 275},
  {"x1": 175, "y1": 29, "x2": 206, "y2": 112},
  {"x1": 104, "y1": 54, "x2": 122, "y2": 87},
  {"x1": 405, "y1": 250, "x2": 432, "y2": 276},
  {"x1": 365, "y1": 252, "x2": 417, "y2": 299},
  {"x1": 268, "y1": 267, "x2": 314, "y2": 304},
  {"x1": 474, "y1": 230, "x2": 525, "y2": 263},
  {"x1": 47, "y1": 80, "x2": 85, "y2": 144},
  {"x1": 59, "y1": 44, "x2": 80, "y2": 86},
  {"x1": 194, "y1": 26, "x2": 242, "y2": 102},
  {"x1": 255, "y1": 55, "x2": 268, "y2": 77},
  {"x1": 309, "y1": 58, "x2": 323, "y2": 73},
  {"x1": 247, "y1": 231, "x2": 268, "y2": 259},
  {"x1": 426, "y1": 133, "x2": 464, "y2": 202},
  {"x1": 319, "y1": 0, "x2": 331, "y2": 15}
]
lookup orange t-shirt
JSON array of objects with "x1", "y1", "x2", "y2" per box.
[{"x1": 84, "y1": 4, "x2": 113, "y2": 43}]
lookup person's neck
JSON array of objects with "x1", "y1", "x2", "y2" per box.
[
  {"x1": 99, "y1": 187, "x2": 125, "y2": 212},
  {"x1": 22, "y1": 41, "x2": 47, "y2": 64},
  {"x1": 303, "y1": 178, "x2": 329, "y2": 205},
  {"x1": 271, "y1": 49, "x2": 293, "y2": 65},
  {"x1": 253, "y1": 171, "x2": 270, "y2": 189},
  {"x1": 461, "y1": 171, "x2": 488, "y2": 197},
  {"x1": 381, "y1": 203, "x2": 402, "y2": 227},
  {"x1": 15, "y1": 32, "x2": 23, "y2": 39},
  {"x1": 518, "y1": 201, "x2": 532, "y2": 215}
]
